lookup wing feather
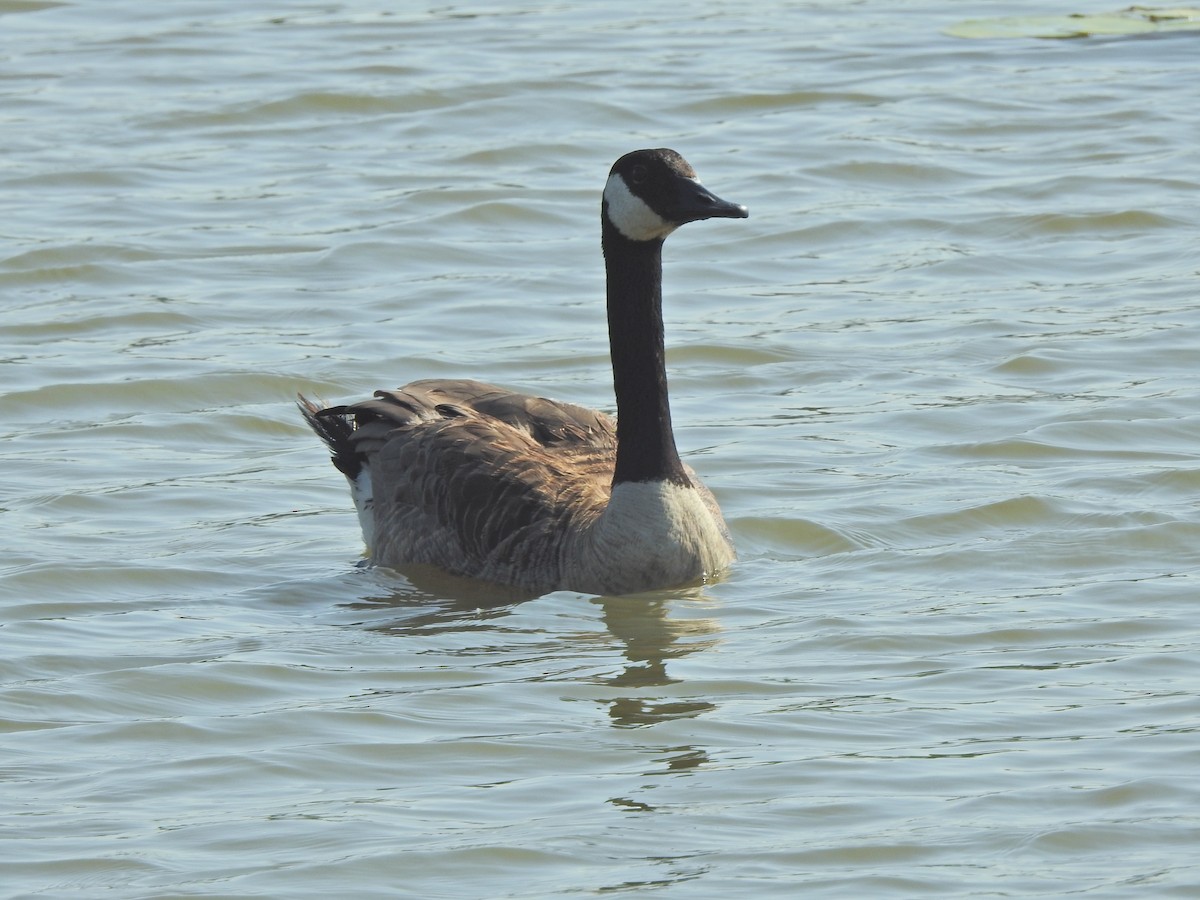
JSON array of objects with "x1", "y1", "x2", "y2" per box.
[{"x1": 311, "y1": 379, "x2": 616, "y2": 584}]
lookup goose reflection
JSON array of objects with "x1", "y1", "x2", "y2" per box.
[
  {"x1": 339, "y1": 567, "x2": 721, "y2": 728},
  {"x1": 593, "y1": 593, "x2": 720, "y2": 727}
]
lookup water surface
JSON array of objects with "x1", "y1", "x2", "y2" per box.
[{"x1": 2, "y1": 1, "x2": 1199, "y2": 897}]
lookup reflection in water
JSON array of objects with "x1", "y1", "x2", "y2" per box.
[
  {"x1": 338, "y1": 569, "x2": 722, "y2": 806},
  {"x1": 340, "y1": 568, "x2": 724, "y2": 729},
  {"x1": 340, "y1": 563, "x2": 538, "y2": 631},
  {"x1": 594, "y1": 593, "x2": 721, "y2": 728}
]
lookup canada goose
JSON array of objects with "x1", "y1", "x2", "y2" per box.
[{"x1": 299, "y1": 148, "x2": 748, "y2": 595}]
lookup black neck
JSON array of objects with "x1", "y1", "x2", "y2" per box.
[{"x1": 602, "y1": 214, "x2": 689, "y2": 486}]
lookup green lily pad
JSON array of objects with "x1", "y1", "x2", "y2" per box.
[{"x1": 945, "y1": 5, "x2": 1200, "y2": 39}]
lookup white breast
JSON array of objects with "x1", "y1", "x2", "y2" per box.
[{"x1": 565, "y1": 480, "x2": 735, "y2": 594}]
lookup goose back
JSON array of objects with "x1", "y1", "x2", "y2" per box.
[{"x1": 306, "y1": 380, "x2": 619, "y2": 592}]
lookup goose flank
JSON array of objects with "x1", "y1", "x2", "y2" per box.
[{"x1": 299, "y1": 148, "x2": 748, "y2": 595}]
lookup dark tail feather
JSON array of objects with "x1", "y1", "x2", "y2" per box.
[{"x1": 297, "y1": 394, "x2": 361, "y2": 480}]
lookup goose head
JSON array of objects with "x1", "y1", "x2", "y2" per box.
[{"x1": 602, "y1": 148, "x2": 749, "y2": 243}]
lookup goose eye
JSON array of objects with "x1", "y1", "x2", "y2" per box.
[{"x1": 629, "y1": 164, "x2": 648, "y2": 185}]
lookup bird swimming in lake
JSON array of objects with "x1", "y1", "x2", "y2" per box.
[{"x1": 299, "y1": 148, "x2": 748, "y2": 595}]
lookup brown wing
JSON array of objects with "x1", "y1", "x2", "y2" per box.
[
  {"x1": 321, "y1": 379, "x2": 617, "y2": 581},
  {"x1": 386, "y1": 379, "x2": 614, "y2": 445}
]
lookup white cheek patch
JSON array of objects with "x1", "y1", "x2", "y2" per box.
[{"x1": 603, "y1": 173, "x2": 679, "y2": 242}]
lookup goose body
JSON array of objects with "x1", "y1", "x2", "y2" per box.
[{"x1": 300, "y1": 149, "x2": 748, "y2": 595}]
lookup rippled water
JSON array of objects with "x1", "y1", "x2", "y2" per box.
[{"x1": 3, "y1": 1, "x2": 1199, "y2": 897}]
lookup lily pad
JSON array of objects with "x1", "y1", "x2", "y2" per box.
[{"x1": 945, "y1": 5, "x2": 1200, "y2": 39}]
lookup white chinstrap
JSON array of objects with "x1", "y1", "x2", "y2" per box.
[{"x1": 603, "y1": 173, "x2": 681, "y2": 242}]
